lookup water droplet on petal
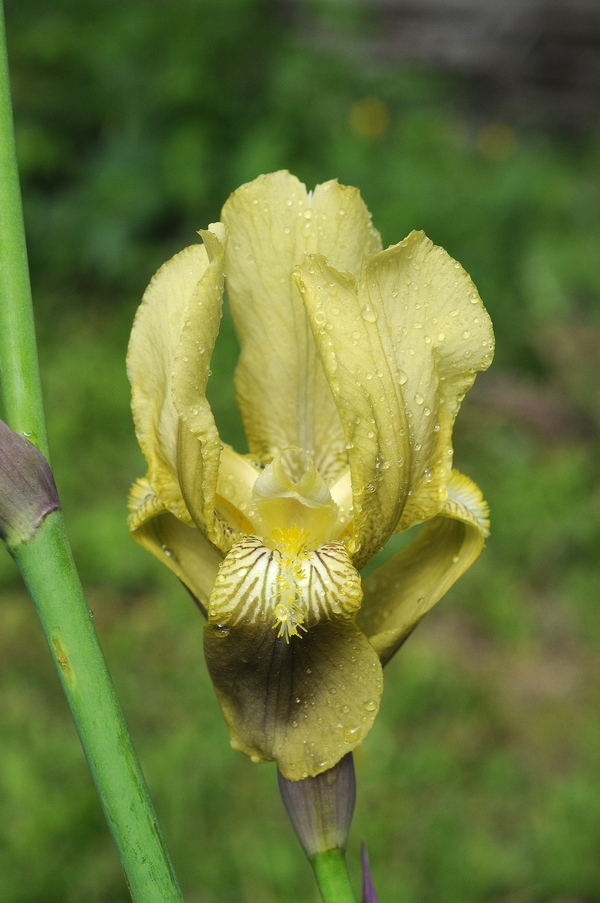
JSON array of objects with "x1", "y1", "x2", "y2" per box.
[
  {"x1": 214, "y1": 624, "x2": 230, "y2": 638},
  {"x1": 361, "y1": 304, "x2": 378, "y2": 323}
]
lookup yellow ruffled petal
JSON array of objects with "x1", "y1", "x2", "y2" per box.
[
  {"x1": 221, "y1": 170, "x2": 381, "y2": 484},
  {"x1": 128, "y1": 478, "x2": 223, "y2": 613},
  {"x1": 215, "y1": 445, "x2": 260, "y2": 535},
  {"x1": 205, "y1": 618, "x2": 383, "y2": 780},
  {"x1": 294, "y1": 257, "x2": 410, "y2": 570},
  {"x1": 364, "y1": 231, "x2": 494, "y2": 531},
  {"x1": 171, "y1": 224, "x2": 231, "y2": 552},
  {"x1": 127, "y1": 243, "x2": 212, "y2": 524},
  {"x1": 249, "y1": 447, "x2": 340, "y2": 551},
  {"x1": 204, "y1": 532, "x2": 382, "y2": 779},
  {"x1": 208, "y1": 535, "x2": 362, "y2": 634},
  {"x1": 355, "y1": 470, "x2": 489, "y2": 665}
]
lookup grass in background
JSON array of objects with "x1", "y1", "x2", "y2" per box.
[{"x1": 1, "y1": 1, "x2": 600, "y2": 900}]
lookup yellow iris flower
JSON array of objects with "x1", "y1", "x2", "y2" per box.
[{"x1": 127, "y1": 171, "x2": 494, "y2": 781}]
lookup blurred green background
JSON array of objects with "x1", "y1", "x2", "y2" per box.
[{"x1": 2, "y1": 1, "x2": 600, "y2": 901}]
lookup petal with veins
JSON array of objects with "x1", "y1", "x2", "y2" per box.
[
  {"x1": 363, "y1": 231, "x2": 494, "y2": 531},
  {"x1": 221, "y1": 170, "x2": 381, "y2": 484},
  {"x1": 356, "y1": 470, "x2": 489, "y2": 665},
  {"x1": 171, "y1": 225, "x2": 230, "y2": 552},
  {"x1": 128, "y1": 478, "x2": 222, "y2": 613},
  {"x1": 127, "y1": 244, "x2": 210, "y2": 525},
  {"x1": 294, "y1": 256, "x2": 409, "y2": 570}
]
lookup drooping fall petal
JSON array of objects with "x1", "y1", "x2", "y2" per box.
[
  {"x1": 128, "y1": 478, "x2": 222, "y2": 613},
  {"x1": 204, "y1": 616, "x2": 383, "y2": 781},
  {"x1": 221, "y1": 170, "x2": 382, "y2": 484},
  {"x1": 356, "y1": 470, "x2": 489, "y2": 665}
]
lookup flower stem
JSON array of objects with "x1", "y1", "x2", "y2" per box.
[
  {"x1": 0, "y1": 2, "x2": 48, "y2": 457},
  {"x1": 311, "y1": 849, "x2": 358, "y2": 903},
  {"x1": 0, "y1": 7, "x2": 185, "y2": 901},
  {"x1": 11, "y1": 514, "x2": 185, "y2": 902}
]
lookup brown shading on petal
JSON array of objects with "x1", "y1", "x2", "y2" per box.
[{"x1": 204, "y1": 618, "x2": 383, "y2": 780}]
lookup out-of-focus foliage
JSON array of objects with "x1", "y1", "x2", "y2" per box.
[{"x1": 2, "y1": 1, "x2": 600, "y2": 901}]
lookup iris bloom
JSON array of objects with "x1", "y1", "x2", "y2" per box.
[{"x1": 127, "y1": 171, "x2": 493, "y2": 781}]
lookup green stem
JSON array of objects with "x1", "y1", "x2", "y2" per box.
[
  {"x1": 0, "y1": 2, "x2": 48, "y2": 458},
  {"x1": 311, "y1": 850, "x2": 358, "y2": 903},
  {"x1": 0, "y1": 7, "x2": 185, "y2": 901},
  {"x1": 10, "y1": 511, "x2": 183, "y2": 903},
  {"x1": 10, "y1": 514, "x2": 185, "y2": 902}
]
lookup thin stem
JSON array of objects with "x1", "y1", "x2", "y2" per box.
[
  {"x1": 0, "y1": 7, "x2": 185, "y2": 900},
  {"x1": 0, "y1": 2, "x2": 48, "y2": 457},
  {"x1": 311, "y1": 850, "x2": 358, "y2": 903}
]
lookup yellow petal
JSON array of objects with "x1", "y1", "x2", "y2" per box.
[
  {"x1": 204, "y1": 616, "x2": 383, "y2": 780},
  {"x1": 171, "y1": 225, "x2": 231, "y2": 552},
  {"x1": 364, "y1": 231, "x2": 494, "y2": 531},
  {"x1": 355, "y1": 470, "x2": 489, "y2": 665},
  {"x1": 221, "y1": 171, "x2": 381, "y2": 484},
  {"x1": 128, "y1": 478, "x2": 223, "y2": 613},
  {"x1": 215, "y1": 444, "x2": 260, "y2": 535},
  {"x1": 205, "y1": 532, "x2": 382, "y2": 778},
  {"x1": 208, "y1": 535, "x2": 362, "y2": 633},
  {"x1": 127, "y1": 243, "x2": 212, "y2": 524},
  {"x1": 294, "y1": 257, "x2": 410, "y2": 570},
  {"x1": 249, "y1": 447, "x2": 340, "y2": 550}
]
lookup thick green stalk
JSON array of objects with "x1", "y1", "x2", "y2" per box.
[
  {"x1": 311, "y1": 850, "x2": 357, "y2": 903},
  {"x1": 0, "y1": 2, "x2": 48, "y2": 457},
  {"x1": 0, "y1": 7, "x2": 185, "y2": 900},
  {"x1": 10, "y1": 515, "x2": 185, "y2": 902}
]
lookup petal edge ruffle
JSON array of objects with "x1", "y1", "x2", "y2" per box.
[
  {"x1": 128, "y1": 478, "x2": 222, "y2": 613},
  {"x1": 356, "y1": 470, "x2": 489, "y2": 665}
]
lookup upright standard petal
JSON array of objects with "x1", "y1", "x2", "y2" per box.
[
  {"x1": 127, "y1": 243, "x2": 212, "y2": 524},
  {"x1": 171, "y1": 225, "x2": 231, "y2": 552},
  {"x1": 355, "y1": 471, "x2": 489, "y2": 665},
  {"x1": 221, "y1": 171, "x2": 382, "y2": 484},
  {"x1": 363, "y1": 231, "x2": 494, "y2": 531},
  {"x1": 294, "y1": 256, "x2": 409, "y2": 570}
]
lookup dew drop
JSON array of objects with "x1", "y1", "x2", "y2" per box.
[
  {"x1": 361, "y1": 304, "x2": 378, "y2": 323},
  {"x1": 414, "y1": 392, "x2": 424, "y2": 405},
  {"x1": 363, "y1": 699, "x2": 377, "y2": 712},
  {"x1": 214, "y1": 625, "x2": 230, "y2": 638}
]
